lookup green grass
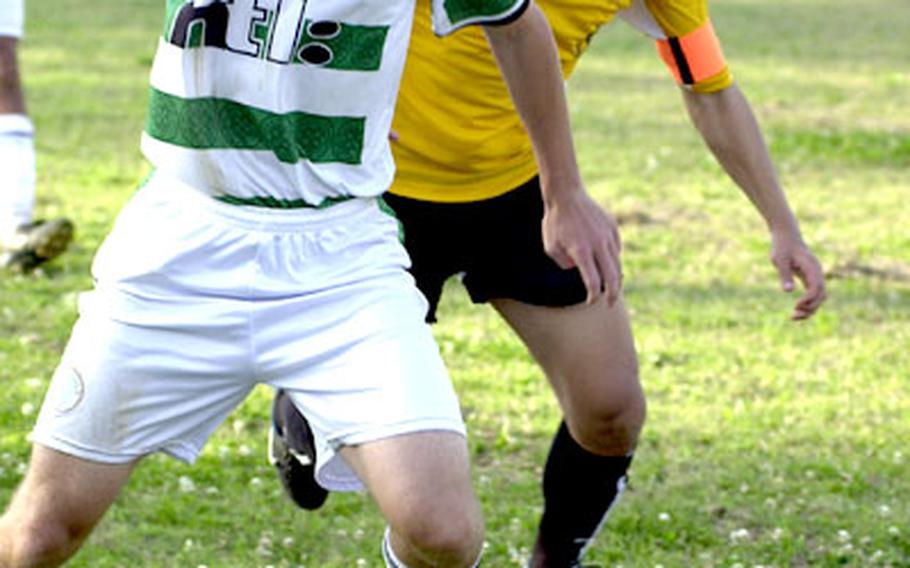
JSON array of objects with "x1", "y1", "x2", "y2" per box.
[{"x1": 2, "y1": 0, "x2": 909, "y2": 566}]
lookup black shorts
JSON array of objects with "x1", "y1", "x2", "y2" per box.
[{"x1": 383, "y1": 176, "x2": 587, "y2": 322}]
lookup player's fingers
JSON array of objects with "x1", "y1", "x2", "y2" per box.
[
  {"x1": 774, "y1": 256, "x2": 795, "y2": 292},
  {"x1": 792, "y1": 275, "x2": 827, "y2": 320},
  {"x1": 595, "y1": 243, "x2": 621, "y2": 306},
  {"x1": 798, "y1": 259, "x2": 826, "y2": 301},
  {"x1": 573, "y1": 248, "x2": 603, "y2": 305},
  {"x1": 545, "y1": 244, "x2": 576, "y2": 270}
]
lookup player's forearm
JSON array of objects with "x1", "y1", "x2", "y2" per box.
[
  {"x1": 484, "y1": 4, "x2": 583, "y2": 201},
  {"x1": 683, "y1": 84, "x2": 801, "y2": 236}
]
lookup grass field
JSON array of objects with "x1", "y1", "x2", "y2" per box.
[{"x1": 2, "y1": 0, "x2": 908, "y2": 566}]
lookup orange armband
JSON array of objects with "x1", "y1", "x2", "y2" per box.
[{"x1": 655, "y1": 20, "x2": 727, "y2": 87}]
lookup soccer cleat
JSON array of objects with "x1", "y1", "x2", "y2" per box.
[
  {"x1": 269, "y1": 389, "x2": 329, "y2": 510},
  {"x1": 1, "y1": 218, "x2": 74, "y2": 273}
]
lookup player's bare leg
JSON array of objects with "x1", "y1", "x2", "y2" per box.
[
  {"x1": 0, "y1": 445, "x2": 137, "y2": 567},
  {"x1": 340, "y1": 431, "x2": 484, "y2": 568},
  {"x1": 0, "y1": 37, "x2": 74, "y2": 272},
  {"x1": 493, "y1": 295, "x2": 645, "y2": 568}
]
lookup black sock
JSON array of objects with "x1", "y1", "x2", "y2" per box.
[{"x1": 534, "y1": 421, "x2": 633, "y2": 567}]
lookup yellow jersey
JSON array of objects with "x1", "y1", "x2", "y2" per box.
[{"x1": 390, "y1": 0, "x2": 734, "y2": 202}]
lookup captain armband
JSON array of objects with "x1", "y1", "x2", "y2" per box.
[{"x1": 655, "y1": 20, "x2": 728, "y2": 89}]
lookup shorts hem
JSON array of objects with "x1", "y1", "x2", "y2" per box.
[
  {"x1": 29, "y1": 431, "x2": 199, "y2": 465},
  {"x1": 316, "y1": 418, "x2": 466, "y2": 493}
]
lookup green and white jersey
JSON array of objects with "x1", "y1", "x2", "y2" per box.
[{"x1": 142, "y1": 0, "x2": 529, "y2": 207}]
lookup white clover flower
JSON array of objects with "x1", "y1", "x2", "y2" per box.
[
  {"x1": 658, "y1": 512, "x2": 671, "y2": 522},
  {"x1": 256, "y1": 535, "x2": 273, "y2": 557},
  {"x1": 282, "y1": 536, "x2": 294, "y2": 548},
  {"x1": 771, "y1": 527, "x2": 784, "y2": 541},
  {"x1": 178, "y1": 476, "x2": 196, "y2": 493},
  {"x1": 249, "y1": 477, "x2": 262, "y2": 487},
  {"x1": 837, "y1": 529, "x2": 851, "y2": 543},
  {"x1": 20, "y1": 402, "x2": 35, "y2": 416},
  {"x1": 887, "y1": 525, "x2": 900, "y2": 536},
  {"x1": 25, "y1": 378, "x2": 42, "y2": 389},
  {"x1": 356, "y1": 560, "x2": 367, "y2": 567},
  {"x1": 730, "y1": 528, "x2": 751, "y2": 542},
  {"x1": 238, "y1": 444, "x2": 253, "y2": 457},
  {"x1": 878, "y1": 504, "x2": 891, "y2": 516}
]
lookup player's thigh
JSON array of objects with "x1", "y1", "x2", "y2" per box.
[
  {"x1": 5, "y1": 445, "x2": 136, "y2": 538},
  {"x1": 492, "y1": 295, "x2": 642, "y2": 417},
  {"x1": 339, "y1": 431, "x2": 481, "y2": 536}
]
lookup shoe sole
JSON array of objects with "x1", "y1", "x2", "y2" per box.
[
  {"x1": 3, "y1": 218, "x2": 75, "y2": 272},
  {"x1": 270, "y1": 391, "x2": 329, "y2": 510},
  {"x1": 29, "y1": 218, "x2": 74, "y2": 260}
]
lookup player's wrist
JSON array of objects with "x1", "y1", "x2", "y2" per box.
[{"x1": 539, "y1": 172, "x2": 585, "y2": 206}]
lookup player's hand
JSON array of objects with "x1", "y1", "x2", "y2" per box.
[
  {"x1": 541, "y1": 187, "x2": 623, "y2": 306},
  {"x1": 770, "y1": 229, "x2": 827, "y2": 320}
]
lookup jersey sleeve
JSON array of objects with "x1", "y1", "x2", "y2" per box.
[
  {"x1": 618, "y1": 0, "x2": 733, "y2": 93},
  {"x1": 430, "y1": 0, "x2": 531, "y2": 37}
]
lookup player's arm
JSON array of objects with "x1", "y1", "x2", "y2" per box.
[
  {"x1": 482, "y1": 4, "x2": 622, "y2": 305},
  {"x1": 682, "y1": 85, "x2": 825, "y2": 319},
  {"x1": 628, "y1": 2, "x2": 826, "y2": 319}
]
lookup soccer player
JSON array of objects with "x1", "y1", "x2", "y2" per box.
[
  {"x1": 0, "y1": 1, "x2": 605, "y2": 566},
  {"x1": 0, "y1": 0, "x2": 73, "y2": 272},
  {"x1": 271, "y1": 0, "x2": 828, "y2": 566}
]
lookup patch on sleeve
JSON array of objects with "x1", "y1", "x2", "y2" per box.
[{"x1": 431, "y1": 0, "x2": 530, "y2": 36}]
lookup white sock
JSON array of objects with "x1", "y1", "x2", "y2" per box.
[
  {"x1": 381, "y1": 527, "x2": 410, "y2": 568},
  {"x1": 0, "y1": 113, "x2": 36, "y2": 243},
  {"x1": 381, "y1": 526, "x2": 484, "y2": 568}
]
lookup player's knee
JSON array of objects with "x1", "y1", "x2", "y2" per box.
[
  {"x1": 394, "y1": 503, "x2": 484, "y2": 566},
  {"x1": 570, "y1": 379, "x2": 646, "y2": 456},
  {"x1": 1, "y1": 513, "x2": 84, "y2": 567}
]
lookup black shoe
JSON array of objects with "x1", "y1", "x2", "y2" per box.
[
  {"x1": 1, "y1": 218, "x2": 74, "y2": 273},
  {"x1": 269, "y1": 389, "x2": 329, "y2": 510}
]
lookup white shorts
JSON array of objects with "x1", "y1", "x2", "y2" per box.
[
  {"x1": 31, "y1": 172, "x2": 465, "y2": 492},
  {"x1": 0, "y1": 0, "x2": 23, "y2": 38}
]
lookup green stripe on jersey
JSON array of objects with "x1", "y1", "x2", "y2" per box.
[
  {"x1": 215, "y1": 194, "x2": 355, "y2": 209},
  {"x1": 443, "y1": 0, "x2": 522, "y2": 25},
  {"x1": 145, "y1": 88, "x2": 365, "y2": 165},
  {"x1": 294, "y1": 21, "x2": 389, "y2": 71}
]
